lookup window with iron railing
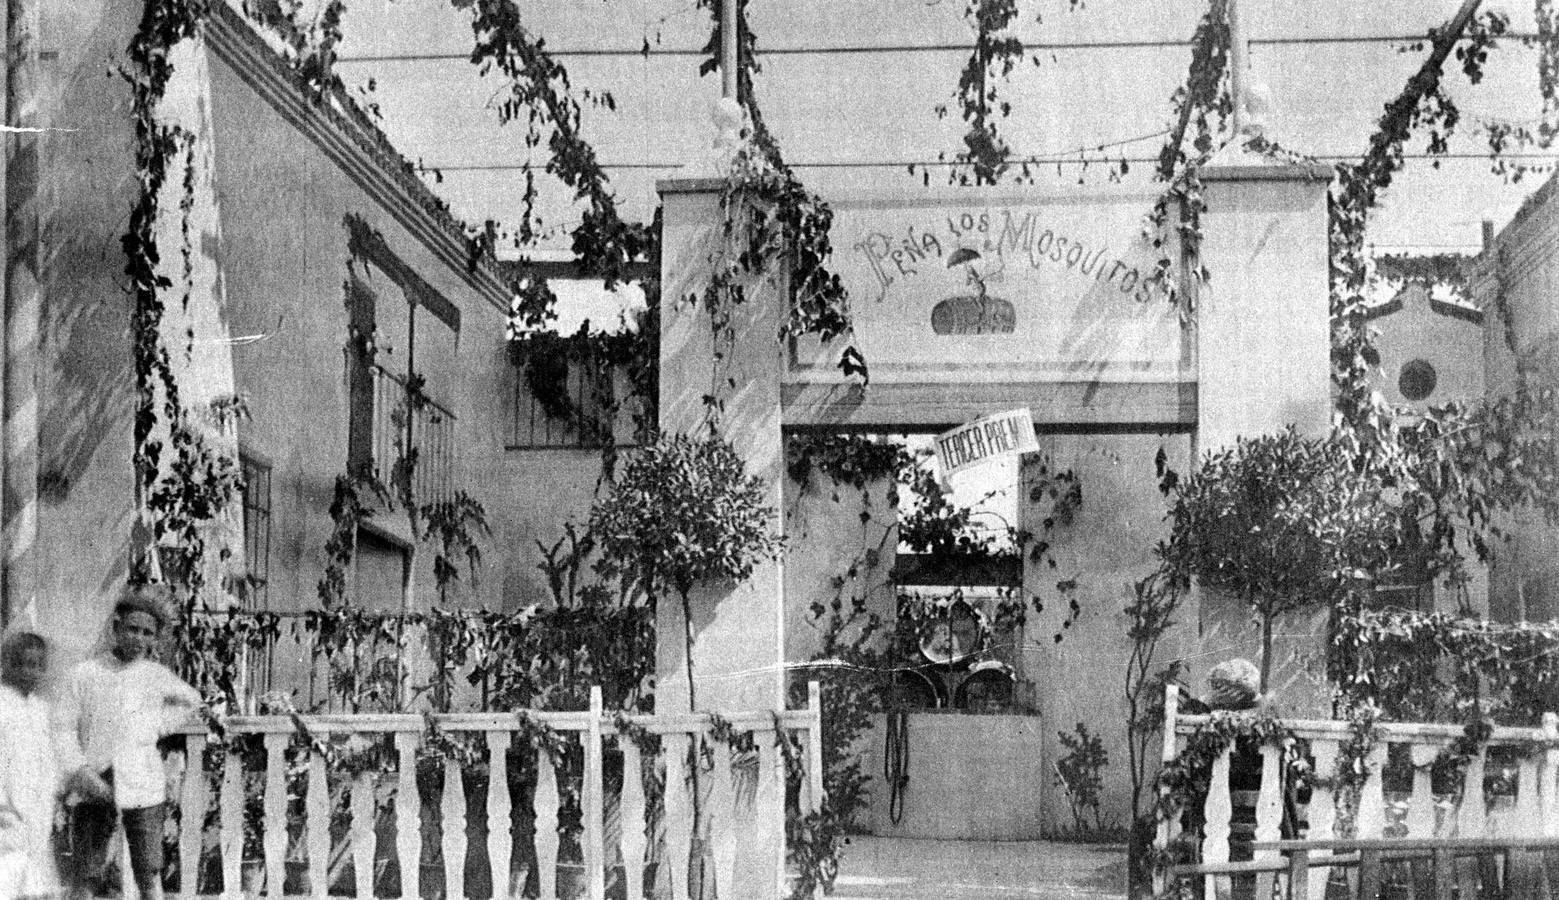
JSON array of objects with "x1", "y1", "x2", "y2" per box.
[
  {"x1": 372, "y1": 363, "x2": 456, "y2": 508},
  {"x1": 238, "y1": 451, "x2": 273, "y2": 696},
  {"x1": 509, "y1": 344, "x2": 645, "y2": 449}
]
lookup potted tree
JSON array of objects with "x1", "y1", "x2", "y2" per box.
[
  {"x1": 1158, "y1": 428, "x2": 1398, "y2": 692},
  {"x1": 590, "y1": 432, "x2": 782, "y2": 898}
]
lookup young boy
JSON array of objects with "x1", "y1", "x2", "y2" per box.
[
  {"x1": 55, "y1": 586, "x2": 203, "y2": 900},
  {"x1": 0, "y1": 631, "x2": 74, "y2": 899}
]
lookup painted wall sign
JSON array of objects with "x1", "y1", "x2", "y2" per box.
[
  {"x1": 789, "y1": 189, "x2": 1190, "y2": 384},
  {"x1": 935, "y1": 408, "x2": 1041, "y2": 477}
]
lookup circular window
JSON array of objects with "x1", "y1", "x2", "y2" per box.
[{"x1": 1398, "y1": 359, "x2": 1438, "y2": 401}]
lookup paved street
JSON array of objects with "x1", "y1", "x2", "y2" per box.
[{"x1": 829, "y1": 837, "x2": 1128, "y2": 900}]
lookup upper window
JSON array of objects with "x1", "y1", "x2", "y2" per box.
[
  {"x1": 509, "y1": 345, "x2": 637, "y2": 449},
  {"x1": 372, "y1": 364, "x2": 457, "y2": 508},
  {"x1": 1398, "y1": 358, "x2": 1438, "y2": 401}
]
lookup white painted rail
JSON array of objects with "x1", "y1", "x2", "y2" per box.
[
  {"x1": 148, "y1": 684, "x2": 823, "y2": 900},
  {"x1": 1157, "y1": 685, "x2": 1559, "y2": 900}
]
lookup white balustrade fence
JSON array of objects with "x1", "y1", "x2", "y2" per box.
[
  {"x1": 1156, "y1": 684, "x2": 1559, "y2": 900},
  {"x1": 122, "y1": 684, "x2": 823, "y2": 900}
]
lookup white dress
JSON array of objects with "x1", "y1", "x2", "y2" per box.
[{"x1": 0, "y1": 684, "x2": 63, "y2": 899}]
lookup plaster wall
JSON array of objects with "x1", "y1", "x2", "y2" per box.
[
  {"x1": 207, "y1": 47, "x2": 611, "y2": 694},
  {"x1": 1367, "y1": 286, "x2": 1484, "y2": 410},
  {"x1": 26, "y1": 0, "x2": 145, "y2": 666},
  {"x1": 781, "y1": 469, "x2": 898, "y2": 668},
  {"x1": 1021, "y1": 430, "x2": 1191, "y2": 833},
  {"x1": 655, "y1": 183, "x2": 788, "y2": 716},
  {"x1": 9, "y1": 3, "x2": 610, "y2": 687},
  {"x1": 858, "y1": 711, "x2": 1047, "y2": 840},
  {"x1": 1473, "y1": 178, "x2": 1559, "y2": 623},
  {"x1": 1196, "y1": 168, "x2": 1332, "y2": 453}
]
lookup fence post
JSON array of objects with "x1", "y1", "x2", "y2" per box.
[
  {"x1": 486, "y1": 731, "x2": 513, "y2": 900},
  {"x1": 808, "y1": 680, "x2": 825, "y2": 900},
  {"x1": 807, "y1": 680, "x2": 825, "y2": 813},
  {"x1": 586, "y1": 686, "x2": 607, "y2": 900},
  {"x1": 179, "y1": 733, "x2": 208, "y2": 899},
  {"x1": 1153, "y1": 682, "x2": 1180, "y2": 897},
  {"x1": 1541, "y1": 713, "x2": 1559, "y2": 838},
  {"x1": 220, "y1": 746, "x2": 244, "y2": 900}
]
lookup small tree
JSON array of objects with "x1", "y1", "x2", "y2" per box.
[
  {"x1": 1159, "y1": 428, "x2": 1398, "y2": 691},
  {"x1": 591, "y1": 432, "x2": 783, "y2": 712}
]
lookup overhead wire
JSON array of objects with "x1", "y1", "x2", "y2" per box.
[
  {"x1": 422, "y1": 151, "x2": 1559, "y2": 173},
  {"x1": 335, "y1": 31, "x2": 1554, "y2": 63}
]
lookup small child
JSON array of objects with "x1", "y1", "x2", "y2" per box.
[
  {"x1": 0, "y1": 631, "x2": 73, "y2": 899},
  {"x1": 55, "y1": 586, "x2": 203, "y2": 900}
]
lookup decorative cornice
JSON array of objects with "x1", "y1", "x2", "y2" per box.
[{"x1": 203, "y1": 2, "x2": 513, "y2": 315}]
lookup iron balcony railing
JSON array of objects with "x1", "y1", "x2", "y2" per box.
[{"x1": 372, "y1": 363, "x2": 456, "y2": 508}]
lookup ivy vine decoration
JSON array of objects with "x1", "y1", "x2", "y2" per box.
[
  {"x1": 940, "y1": 0, "x2": 1025, "y2": 186},
  {"x1": 241, "y1": 0, "x2": 347, "y2": 99},
  {"x1": 454, "y1": 0, "x2": 653, "y2": 289},
  {"x1": 1329, "y1": 5, "x2": 1507, "y2": 442},
  {"x1": 1331, "y1": 609, "x2": 1559, "y2": 726},
  {"x1": 1143, "y1": 0, "x2": 1230, "y2": 316},
  {"x1": 1151, "y1": 711, "x2": 1301, "y2": 874},
  {"x1": 692, "y1": 0, "x2": 862, "y2": 402}
]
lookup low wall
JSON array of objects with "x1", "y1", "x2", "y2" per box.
[{"x1": 859, "y1": 711, "x2": 1047, "y2": 840}]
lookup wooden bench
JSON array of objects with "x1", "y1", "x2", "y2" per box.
[{"x1": 1167, "y1": 836, "x2": 1559, "y2": 900}]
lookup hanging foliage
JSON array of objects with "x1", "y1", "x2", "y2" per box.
[
  {"x1": 1329, "y1": 5, "x2": 1508, "y2": 442},
  {"x1": 1145, "y1": 0, "x2": 1230, "y2": 314},
  {"x1": 943, "y1": 0, "x2": 1025, "y2": 186}
]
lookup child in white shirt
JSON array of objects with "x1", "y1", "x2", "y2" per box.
[
  {"x1": 55, "y1": 586, "x2": 202, "y2": 900},
  {"x1": 0, "y1": 631, "x2": 79, "y2": 900}
]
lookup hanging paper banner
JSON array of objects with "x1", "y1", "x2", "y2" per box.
[{"x1": 934, "y1": 408, "x2": 1039, "y2": 478}]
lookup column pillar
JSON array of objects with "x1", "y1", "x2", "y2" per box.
[
  {"x1": 1196, "y1": 163, "x2": 1333, "y2": 453},
  {"x1": 655, "y1": 178, "x2": 787, "y2": 714}
]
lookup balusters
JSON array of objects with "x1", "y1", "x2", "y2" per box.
[
  {"x1": 708, "y1": 738, "x2": 737, "y2": 898},
  {"x1": 1510, "y1": 747, "x2": 1545, "y2": 895},
  {"x1": 584, "y1": 688, "x2": 605, "y2": 900},
  {"x1": 662, "y1": 734, "x2": 695, "y2": 900},
  {"x1": 395, "y1": 732, "x2": 421, "y2": 900},
  {"x1": 179, "y1": 734, "x2": 208, "y2": 899},
  {"x1": 1154, "y1": 682, "x2": 1182, "y2": 899},
  {"x1": 807, "y1": 682, "x2": 825, "y2": 816},
  {"x1": 1253, "y1": 741, "x2": 1285, "y2": 900},
  {"x1": 263, "y1": 733, "x2": 288, "y2": 895},
  {"x1": 1458, "y1": 748, "x2": 1488, "y2": 838},
  {"x1": 486, "y1": 732, "x2": 512, "y2": 900},
  {"x1": 620, "y1": 738, "x2": 647, "y2": 900},
  {"x1": 351, "y1": 767, "x2": 376, "y2": 900},
  {"x1": 535, "y1": 744, "x2": 560, "y2": 900},
  {"x1": 306, "y1": 751, "x2": 329, "y2": 898},
  {"x1": 1409, "y1": 743, "x2": 1442, "y2": 838},
  {"x1": 1306, "y1": 740, "x2": 1341, "y2": 900},
  {"x1": 1201, "y1": 744, "x2": 1233, "y2": 900},
  {"x1": 442, "y1": 756, "x2": 467, "y2": 900},
  {"x1": 220, "y1": 746, "x2": 244, "y2": 900},
  {"x1": 1355, "y1": 741, "x2": 1390, "y2": 839}
]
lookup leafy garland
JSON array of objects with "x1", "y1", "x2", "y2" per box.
[
  {"x1": 942, "y1": 0, "x2": 1025, "y2": 186},
  {"x1": 1144, "y1": 0, "x2": 1229, "y2": 314},
  {"x1": 1150, "y1": 710, "x2": 1300, "y2": 881},
  {"x1": 1329, "y1": 6, "x2": 1508, "y2": 441},
  {"x1": 1332, "y1": 608, "x2": 1559, "y2": 726},
  {"x1": 690, "y1": 0, "x2": 861, "y2": 414}
]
